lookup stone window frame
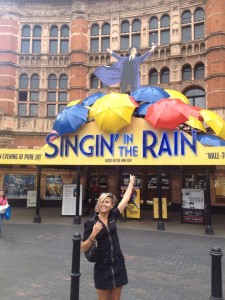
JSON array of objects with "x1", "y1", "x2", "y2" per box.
[{"x1": 90, "y1": 22, "x2": 111, "y2": 53}]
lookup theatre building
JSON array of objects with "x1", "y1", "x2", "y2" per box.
[{"x1": 0, "y1": 0, "x2": 225, "y2": 231}]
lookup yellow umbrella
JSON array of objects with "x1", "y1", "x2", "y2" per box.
[
  {"x1": 67, "y1": 99, "x2": 82, "y2": 107},
  {"x1": 200, "y1": 109, "x2": 225, "y2": 139},
  {"x1": 185, "y1": 115, "x2": 206, "y2": 132},
  {"x1": 90, "y1": 93, "x2": 138, "y2": 133},
  {"x1": 165, "y1": 89, "x2": 190, "y2": 104}
]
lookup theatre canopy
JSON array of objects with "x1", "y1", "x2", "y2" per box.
[{"x1": 0, "y1": 118, "x2": 224, "y2": 166}]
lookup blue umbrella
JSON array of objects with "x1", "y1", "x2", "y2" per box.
[
  {"x1": 131, "y1": 86, "x2": 170, "y2": 103},
  {"x1": 137, "y1": 102, "x2": 153, "y2": 116},
  {"x1": 196, "y1": 134, "x2": 225, "y2": 146},
  {"x1": 53, "y1": 104, "x2": 88, "y2": 135},
  {"x1": 81, "y1": 92, "x2": 106, "y2": 107}
]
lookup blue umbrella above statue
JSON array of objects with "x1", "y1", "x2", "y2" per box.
[
  {"x1": 131, "y1": 86, "x2": 170, "y2": 103},
  {"x1": 53, "y1": 104, "x2": 88, "y2": 135},
  {"x1": 81, "y1": 92, "x2": 106, "y2": 107}
]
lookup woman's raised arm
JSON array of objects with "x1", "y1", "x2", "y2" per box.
[{"x1": 117, "y1": 175, "x2": 135, "y2": 214}]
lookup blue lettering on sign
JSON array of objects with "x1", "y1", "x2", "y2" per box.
[
  {"x1": 45, "y1": 130, "x2": 197, "y2": 159},
  {"x1": 45, "y1": 133, "x2": 115, "y2": 158},
  {"x1": 142, "y1": 130, "x2": 197, "y2": 158}
]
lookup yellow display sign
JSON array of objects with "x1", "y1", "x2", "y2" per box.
[
  {"x1": 153, "y1": 198, "x2": 168, "y2": 219},
  {"x1": 0, "y1": 118, "x2": 225, "y2": 166},
  {"x1": 126, "y1": 188, "x2": 141, "y2": 219}
]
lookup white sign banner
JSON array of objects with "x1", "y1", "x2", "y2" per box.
[
  {"x1": 62, "y1": 184, "x2": 82, "y2": 216},
  {"x1": 27, "y1": 191, "x2": 37, "y2": 207}
]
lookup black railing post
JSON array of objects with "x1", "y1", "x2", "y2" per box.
[
  {"x1": 74, "y1": 167, "x2": 81, "y2": 224},
  {"x1": 157, "y1": 167, "x2": 165, "y2": 230},
  {"x1": 209, "y1": 247, "x2": 223, "y2": 300},
  {"x1": 70, "y1": 233, "x2": 81, "y2": 300},
  {"x1": 33, "y1": 165, "x2": 42, "y2": 223},
  {"x1": 205, "y1": 168, "x2": 214, "y2": 235}
]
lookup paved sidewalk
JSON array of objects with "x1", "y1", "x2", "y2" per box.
[{"x1": 0, "y1": 209, "x2": 225, "y2": 300}]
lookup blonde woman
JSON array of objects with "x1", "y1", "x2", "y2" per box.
[{"x1": 81, "y1": 174, "x2": 135, "y2": 300}]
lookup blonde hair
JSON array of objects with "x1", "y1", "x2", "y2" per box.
[{"x1": 97, "y1": 193, "x2": 118, "y2": 209}]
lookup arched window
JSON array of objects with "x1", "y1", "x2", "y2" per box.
[
  {"x1": 185, "y1": 88, "x2": 205, "y2": 108},
  {"x1": 149, "y1": 69, "x2": 158, "y2": 85},
  {"x1": 161, "y1": 15, "x2": 170, "y2": 28},
  {"x1": 181, "y1": 10, "x2": 191, "y2": 42},
  {"x1": 18, "y1": 73, "x2": 39, "y2": 116},
  {"x1": 91, "y1": 24, "x2": 99, "y2": 36},
  {"x1": 131, "y1": 19, "x2": 141, "y2": 48},
  {"x1": 101, "y1": 23, "x2": 110, "y2": 52},
  {"x1": 194, "y1": 8, "x2": 204, "y2": 40},
  {"x1": 149, "y1": 17, "x2": 158, "y2": 46},
  {"x1": 149, "y1": 17, "x2": 158, "y2": 29},
  {"x1": 182, "y1": 65, "x2": 192, "y2": 81},
  {"x1": 132, "y1": 19, "x2": 141, "y2": 32},
  {"x1": 50, "y1": 25, "x2": 58, "y2": 37},
  {"x1": 21, "y1": 25, "x2": 30, "y2": 53},
  {"x1": 22, "y1": 25, "x2": 30, "y2": 37},
  {"x1": 49, "y1": 26, "x2": 58, "y2": 53},
  {"x1": 90, "y1": 24, "x2": 99, "y2": 52},
  {"x1": 121, "y1": 21, "x2": 129, "y2": 33},
  {"x1": 61, "y1": 25, "x2": 69, "y2": 37},
  {"x1": 32, "y1": 25, "x2": 41, "y2": 54},
  {"x1": 30, "y1": 74, "x2": 39, "y2": 116},
  {"x1": 121, "y1": 21, "x2": 130, "y2": 50},
  {"x1": 58, "y1": 74, "x2": 68, "y2": 111},
  {"x1": 160, "y1": 68, "x2": 170, "y2": 84},
  {"x1": 47, "y1": 74, "x2": 57, "y2": 116},
  {"x1": 194, "y1": 63, "x2": 204, "y2": 80},
  {"x1": 19, "y1": 74, "x2": 28, "y2": 89},
  {"x1": 160, "y1": 15, "x2": 170, "y2": 45},
  {"x1": 60, "y1": 25, "x2": 69, "y2": 53},
  {"x1": 90, "y1": 74, "x2": 98, "y2": 89},
  {"x1": 102, "y1": 23, "x2": 110, "y2": 35}
]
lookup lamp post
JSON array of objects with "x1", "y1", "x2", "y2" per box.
[
  {"x1": 205, "y1": 167, "x2": 214, "y2": 235},
  {"x1": 73, "y1": 167, "x2": 81, "y2": 224},
  {"x1": 33, "y1": 165, "x2": 42, "y2": 223}
]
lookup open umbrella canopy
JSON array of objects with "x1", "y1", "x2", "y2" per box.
[
  {"x1": 165, "y1": 89, "x2": 190, "y2": 104},
  {"x1": 200, "y1": 109, "x2": 225, "y2": 139},
  {"x1": 144, "y1": 98, "x2": 191, "y2": 129},
  {"x1": 67, "y1": 99, "x2": 82, "y2": 107},
  {"x1": 137, "y1": 102, "x2": 153, "y2": 116},
  {"x1": 90, "y1": 93, "x2": 138, "y2": 133},
  {"x1": 131, "y1": 86, "x2": 170, "y2": 103},
  {"x1": 53, "y1": 104, "x2": 88, "y2": 135},
  {"x1": 81, "y1": 92, "x2": 106, "y2": 107},
  {"x1": 196, "y1": 134, "x2": 225, "y2": 146},
  {"x1": 185, "y1": 116, "x2": 206, "y2": 132}
]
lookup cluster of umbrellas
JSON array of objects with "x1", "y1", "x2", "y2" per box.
[{"x1": 51, "y1": 86, "x2": 225, "y2": 147}]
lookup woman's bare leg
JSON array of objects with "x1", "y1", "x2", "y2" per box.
[
  {"x1": 109, "y1": 287, "x2": 123, "y2": 300},
  {"x1": 96, "y1": 288, "x2": 110, "y2": 300}
]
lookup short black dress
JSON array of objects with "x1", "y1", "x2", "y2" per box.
[{"x1": 83, "y1": 208, "x2": 128, "y2": 290}]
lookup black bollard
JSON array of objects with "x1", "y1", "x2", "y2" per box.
[
  {"x1": 70, "y1": 233, "x2": 81, "y2": 300},
  {"x1": 209, "y1": 247, "x2": 224, "y2": 300}
]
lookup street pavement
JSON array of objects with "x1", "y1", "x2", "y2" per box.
[{"x1": 1, "y1": 216, "x2": 225, "y2": 300}]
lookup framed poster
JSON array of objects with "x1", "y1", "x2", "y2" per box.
[
  {"x1": 3, "y1": 174, "x2": 35, "y2": 199},
  {"x1": 126, "y1": 188, "x2": 141, "y2": 219},
  {"x1": 45, "y1": 175, "x2": 62, "y2": 200},
  {"x1": 27, "y1": 190, "x2": 37, "y2": 207},
  {"x1": 62, "y1": 184, "x2": 83, "y2": 216},
  {"x1": 181, "y1": 189, "x2": 205, "y2": 224}
]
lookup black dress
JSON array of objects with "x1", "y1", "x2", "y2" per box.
[{"x1": 83, "y1": 208, "x2": 128, "y2": 290}]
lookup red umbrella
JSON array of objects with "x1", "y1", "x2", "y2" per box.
[
  {"x1": 189, "y1": 105, "x2": 203, "y2": 121},
  {"x1": 144, "y1": 98, "x2": 191, "y2": 129}
]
